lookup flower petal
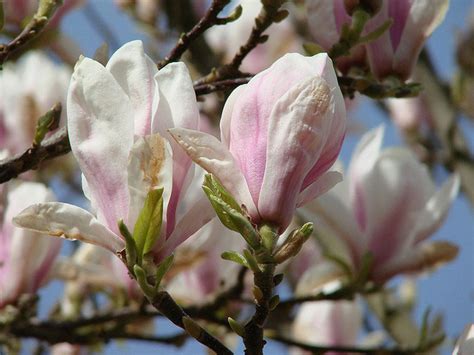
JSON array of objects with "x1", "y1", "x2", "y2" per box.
[
  {"x1": 168, "y1": 127, "x2": 257, "y2": 216},
  {"x1": 68, "y1": 57, "x2": 134, "y2": 233},
  {"x1": 127, "y1": 134, "x2": 173, "y2": 232},
  {"x1": 297, "y1": 170, "x2": 343, "y2": 207},
  {"x1": 153, "y1": 62, "x2": 200, "y2": 233},
  {"x1": 258, "y1": 76, "x2": 334, "y2": 230},
  {"x1": 13, "y1": 202, "x2": 124, "y2": 253},
  {"x1": 374, "y1": 240, "x2": 458, "y2": 283},
  {"x1": 106, "y1": 40, "x2": 159, "y2": 136},
  {"x1": 393, "y1": 0, "x2": 449, "y2": 80},
  {"x1": 413, "y1": 173, "x2": 460, "y2": 243}
]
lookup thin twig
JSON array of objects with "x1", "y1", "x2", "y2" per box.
[
  {"x1": 0, "y1": 127, "x2": 70, "y2": 184},
  {"x1": 158, "y1": 0, "x2": 232, "y2": 69},
  {"x1": 150, "y1": 291, "x2": 233, "y2": 354},
  {"x1": 0, "y1": 0, "x2": 62, "y2": 67},
  {"x1": 195, "y1": 0, "x2": 286, "y2": 84}
]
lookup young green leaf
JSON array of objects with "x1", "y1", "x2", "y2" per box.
[
  {"x1": 155, "y1": 254, "x2": 174, "y2": 289},
  {"x1": 221, "y1": 251, "x2": 249, "y2": 268},
  {"x1": 133, "y1": 188, "x2": 164, "y2": 259}
]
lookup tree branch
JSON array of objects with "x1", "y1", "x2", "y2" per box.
[
  {"x1": 0, "y1": 0, "x2": 62, "y2": 67},
  {"x1": 0, "y1": 127, "x2": 70, "y2": 184},
  {"x1": 158, "y1": 0, "x2": 232, "y2": 69}
]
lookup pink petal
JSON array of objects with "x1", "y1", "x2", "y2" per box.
[
  {"x1": 153, "y1": 62, "x2": 200, "y2": 235},
  {"x1": 413, "y1": 173, "x2": 460, "y2": 243},
  {"x1": 106, "y1": 40, "x2": 159, "y2": 136},
  {"x1": 392, "y1": 0, "x2": 449, "y2": 80},
  {"x1": 67, "y1": 57, "x2": 134, "y2": 234},
  {"x1": 168, "y1": 127, "x2": 258, "y2": 217},
  {"x1": 258, "y1": 76, "x2": 334, "y2": 230}
]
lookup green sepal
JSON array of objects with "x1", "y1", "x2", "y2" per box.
[
  {"x1": 203, "y1": 174, "x2": 260, "y2": 249},
  {"x1": 303, "y1": 42, "x2": 324, "y2": 56},
  {"x1": 221, "y1": 251, "x2": 249, "y2": 268},
  {"x1": 273, "y1": 222, "x2": 313, "y2": 264},
  {"x1": 216, "y1": 5, "x2": 242, "y2": 25},
  {"x1": 154, "y1": 254, "x2": 174, "y2": 290},
  {"x1": 33, "y1": 103, "x2": 61, "y2": 147},
  {"x1": 203, "y1": 174, "x2": 242, "y2": 213},
  {"x1": 132, "y1": 188, "x2": 164, "y2": 260},
  {"x1": 118, "y1": 219, "x2": 137, "y2": 270},
  {"x1": 269, "y1": 295, "x2": 280, "y2": 311},
  {"x1": 133, "y1": 264, "x2": 155, "y2": 298},
  {"x1": 273, "y1": 273, "x2": 284, "y2": 287},
  {"x1": 243, "y1": 249, "x2": 260, "y2": 273},
  {"x1": 228, "y1": 317, "x2": 245, "y2": 337}
]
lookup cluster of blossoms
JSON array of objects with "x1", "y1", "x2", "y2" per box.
[{"x1": 0, "y1": 0, "x2": 472, "y2": 354}]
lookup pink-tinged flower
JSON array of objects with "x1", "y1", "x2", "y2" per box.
[
  {"x1": 364, "y1": 0, "x2": 449, "y2": 80},
  {"x1": 453, "y1": 324, "x2": 474, "y2": 355},
  {"x1": 301, "y1": 126, "x2": 460, "y2": 284},
  {"x1": 206, "y1": 0, "x2": 302, "y2": 73},
  {"x1": 0, "y1": 51, "x2": 71, "y2": 156},
  {"x1": 13, "y1": 41, "x2": 213, "y2": 263},
  {"x1": 170, "y1": 53, "x2": 346, "y2": 232},
  {"x1": 0, "y1": 181, "x2": 61, "y2": 308},
  {"x1": 306, "y1": 0, "x2": 367, "y2": 73},
  {"x1": 306, "y1": 0, "x2": 448, "y2": 80},
  {"x1": 291, "y1": 300, "x2": 362, "y2": 355},
  {"x1": 386, "y1": 94, "x2": 433, "y2": 131}
]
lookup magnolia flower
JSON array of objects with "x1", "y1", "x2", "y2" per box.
[
  {"x1": 0, "y1": 51, "x2": 71, "y2": 156},
  {"x1": 206, "y1": 0, "x2": 302, "y2": 73},
  {"x1": 306, "y1": 0, "x2": 449, "y2": 80},
  {"x1": 386, "y1": 94, "x2": 433, "y2": 131},
  {"x1": 170, "y1": 53, "x2": 346, "y2": 232},
  {"x1": 0, "y1": 181, "x2": 61, "y2": 308},
  {"x1": 291, "y1": 300, "x2": 362, "y2": 355},
  {"x1": 14, "y1": 41, "x2": 213, "y2": 263},
  {"x1": 364, "y1": 0, "x2": 449, "y2": 80},
  {"x1": 306, "y1": 0, "x2": 367, "y2": 73},
  {"x1": 300, "y1": 126, "x2": 460, "y2": 284}
]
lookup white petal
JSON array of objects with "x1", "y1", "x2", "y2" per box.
[
  {"x1": 13, "y1": 202, "x2": 124, "y2": 253},
  {"x1": 168, "y1": 127, "x2": 257, "y2": 214},
  {"x1": 106, "y1": 40, "x2": 159, "y2": 136},
  {"x1": 67, "y1": 57, "x2": 134, "y2": 233},
  {"x1": 297, "y1": 170, "x2": 343, "y2": 207},
  {"x1": 127, "y1": 134, "x2": 173, "y2": 231},
  {"x1": 413, "y1": 173, "x2": 460, "y2": 243}
]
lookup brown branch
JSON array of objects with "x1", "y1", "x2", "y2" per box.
[
  {"x1": 0, "y1": 0, "x2": 62, "y2": 67},
  {"x1": 195, "y1": 0, "x2": 287, "y2": 84},
  {"x1": 8, "y1": 319, "x2": 188, "y2": 347},
  {"x1": 150, "y1": 291, "x2": 233, "y2": 354},
  {"x1": 157, "y1": 0, "x2": 232, "y2": 69},
  {"x1": 0, "y1": 127, "x2": 70, "y2": 184}
]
